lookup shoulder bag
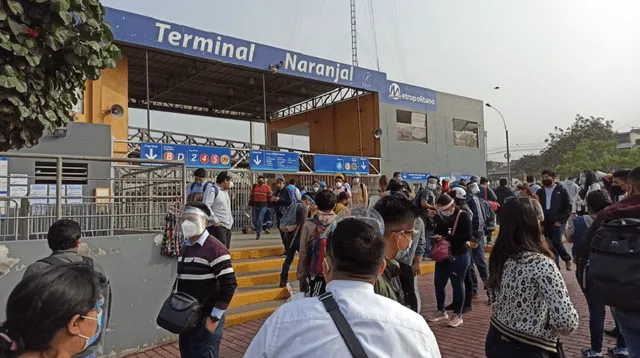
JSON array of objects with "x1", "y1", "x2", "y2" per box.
[
  {"x1": 430, "y1": 210, "x2": 462, "y2": 262},
  {"x1": 319, "y1": 292, "x2": 368, "y2": 358},
  {"x1": 156, "y1": 247, "x2": 203, "y2": 334}
]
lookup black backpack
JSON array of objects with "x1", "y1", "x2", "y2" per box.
[{"x1": 589, "y1": 218, "x2": 640, "y2": 310}]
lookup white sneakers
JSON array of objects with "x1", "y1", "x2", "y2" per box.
[
  {"x1": 447, "y1": 314, "x2": 464, "y2": 328},
  {"x1": 427, "y1": 310, "x2": 464, "y2": 327},
  {"x1": 427, "y1": 310, "x2": 449, "y2": 322}
]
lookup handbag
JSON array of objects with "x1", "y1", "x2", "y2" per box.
[
  {"x1": 156, "y1": 247, "x2": 203, "y2": 334},
  {"x1": 430, "y1": 210, "x2": 462, "y2": 262},
  {"x1": 484, "y1": 188, "x2": 500, "y2": 212},
  {"x1": 319, "y1": 292, "x2": 368, "y2": 358}
]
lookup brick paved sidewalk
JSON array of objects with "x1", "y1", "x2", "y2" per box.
[{"x1": 129, "y1": 268, "x2": 618, "y2": 358}]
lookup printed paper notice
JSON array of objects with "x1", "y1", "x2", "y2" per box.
[
  {"x1": 9, "y1": 186, "x2": 27, "y2": 208},
  {"x1": 29, "y1": 184, "x2": 48, "y2": 205},
  {"x1": 10, "y1": 174, "x2": 28, "y2": 186},
  {"x1": 0, "y1": 157, "x2": 7, "y2": 195},
  {"x1": 66, "y1": 185, "x2": 83, "y2": 204}
]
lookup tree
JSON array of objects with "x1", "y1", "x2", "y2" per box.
[
  {"x1": 555, "y1": 139, "x2": 640, "y2": 177},
  {"x1": 0, "y1": 0, "x2": 121, "y2": 151},
  {"x1": 511, "y1": 115, "x2": 615, "y2": 177}
]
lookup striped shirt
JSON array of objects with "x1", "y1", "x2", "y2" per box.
[{"x1": 177, "y1": 231, "x2": 238, "y2": 319}]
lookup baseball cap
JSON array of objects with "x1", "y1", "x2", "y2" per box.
[{"x1": 451, "y1": 187, "x2": 467, "y2": 200}]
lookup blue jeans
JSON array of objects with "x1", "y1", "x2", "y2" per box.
[
  {"x1": 545, "y1": 224, "x2": 571, "y2": 263},
  {"x1": 280, "y1": 234, "x2": 300, "y2": 281},
  {"x1": 423, "y1": 228, "x2": 433, "y2": 258},
  {"x1": 252, "y1": 206, "x2": 267, "y2": 238},
  {"x1": 263, "y1": 208, "x2": 273, "y2": 229},
  {"x1": 469, "y1": 237, "x2": 489, "y2": 295},
  {"x1": 434, "y1": 252, "x2": 471, "y2": 316},
  {"x1": 179, "y1": 315, "x2": 226, "y2": 358},
  {"x1": 613, "y1": 308, "x2": 640, "y2": 357},
  {"x1": 576, "y1": 262, "x2": 627, "y2": 352}
]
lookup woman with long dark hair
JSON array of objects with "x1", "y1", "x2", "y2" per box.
[
  {"x1": 427, "y1": 193, "x2": 473, "y2": 328},
  {"x1": 577, "y1": 170, "x2": 600, "y2": 215},
  {"x1": 485, "y1": 197, "x2": 578, "y2": 357},
  {"x1": 0, "y1": 263, "x2": 103, "y2": 358}
]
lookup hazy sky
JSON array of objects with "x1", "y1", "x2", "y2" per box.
[{"x1": 102, "y1": 0, "x2": 640, "y2": 160}]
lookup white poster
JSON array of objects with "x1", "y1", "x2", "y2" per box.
[
  {"x1": 48, "y1": 185, "x2": 66, "y2": 204},
  {"x1": 66, "y1": 185, "x2": 83, "y2": 204},
  {"x1": 29, "y1": 184, "x2": 48, "y2": 205},
  {"x1": 9, "y1": 186, "x2": 28, "y2": 208},
  {"x1": 10, "y1": 174, "x2": 28, "y2": 186},
  {"x1": 0, "y1": 157, "x2": 7, "y2": 195}
]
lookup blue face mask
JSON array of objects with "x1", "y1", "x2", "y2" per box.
[{"x1": 79, "y1": 305, "x2": 103, "y2": 351}]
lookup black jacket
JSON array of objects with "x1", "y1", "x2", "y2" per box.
[
  {"x1": 433, "y1": 208, "x2": 472, "y2": 256},
  {"x1": 494, "y1": 186, "x2": 515, "y2": 207},
  {"x1": 536, "y1": 185, "x2": 572, "y2": 228}
]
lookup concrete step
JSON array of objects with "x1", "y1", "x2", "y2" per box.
[
  {"x1": 237, "y1": 268, "x2": 296, "y2": 288},
  {"x1": 230, "y1": 245, "x2": 284, "y2": 261},
  {"x1": 229, "y1": 286, "x2": 290, "y2": 308},
  {"x1": 226, "y1": 299, "x2": 287, "y2": 327},
  {"x1": 233, "y1": 256, "x2": 299, "y2": 275}
]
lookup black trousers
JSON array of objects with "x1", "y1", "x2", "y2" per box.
[
  {"x1": 399, "y1": 262, "x2": 419, "y2": 312},
  {"x1": 207, "y1": 225, "x2": 232, "y2": 249}
]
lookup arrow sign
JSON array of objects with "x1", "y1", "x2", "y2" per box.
[
  {"x1": 249, "y1": 150, "x2": 299, "y2": 172},
  {"x1": 145, "y1": 147, "x2": 157, "y2": 160},
  {"x1": 253, "y1": 155, "x2": 262, "y2": 166},
  {"x1": 361, "y1": 163, "x2": 367, "y2": 170}
]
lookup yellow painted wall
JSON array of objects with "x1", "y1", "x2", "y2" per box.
[{"x1": 75, "y1": 56, "x2": 129, "y2": 156}]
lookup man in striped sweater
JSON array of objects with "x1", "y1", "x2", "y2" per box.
[{"x1": 177, "y1": 201, "x2": 238, "y2": 358}]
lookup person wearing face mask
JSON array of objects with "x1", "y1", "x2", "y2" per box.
[
  {"x1": 22, "y1": 219, "x2": 111, "y2": 358},
  {"x1": 333, "y1": 174, "x2": 352, "y2": 201},
  {"x1": 205, "y1": 171, "x2": 235, "y2": 249},
  {"x1": 1, "y1": 263, "x2": 104, "y2": 358},
  {"x1": 395, "y1": 216, "x2": 427, "y2": 313},
  {"x1": 576, "y1": 170, "x2": 601, "y2": 215},
  {"x1": 611, "y1": 169, "x2": 630, "y2": 203},
  {"x1": 373, "y1": 193, "x2": 417, "y2": 305},
  {"x1": 420, "y1": 176, "x2": 441, "y2": 258},
  {"x1": 176, "y1": 202, "x2": 238, "y2": 358},
  {"x1": 310, "y1": 180, "x2": 322, "y2": 195},
  {"x1": 427, "y1": 193, "x2": 473, "y2": 328},
  {"x1": 535, "y1": 169, "x2": 573, "y2": 270},
  {"x1": 350, "y1": 174, "x2": 369, "y2": 207},
  {"x1": 245, "y1": 218, "x2": 441, "y2": 358},
  {"x1": 249, "y1": 175, "x2": 272, "y2": 241}
]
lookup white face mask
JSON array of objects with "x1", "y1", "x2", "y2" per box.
[
  {"x1": 312, "y1": 186, "x2": 320, "y2": 192},
  {"x1": 336, "y1": 182, "x2": 343, "y2": 188},
  {"x1": 440, "y1": 210, "x2": 453, "y2": 217},
  {"x1": 228, "y1": 181, "x2": 234, "y2": 189},
  {"x1": 427, "y1": 183, "x2": 437, "y2": 190},
  {"x1": 353, "y1": 178, "x2": 360, "y2": 184},
  {"x1": 181, "y1": 220, "x2": 199, "y2": 238}
]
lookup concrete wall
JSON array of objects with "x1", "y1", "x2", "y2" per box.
[
  {"x1": 7, "y1": 121, "x2": 113, "y2": 197},
  {"x1": 379, "y1": 92, "x2": 486, "y2": 176},
  {"x1": 0, "y1": 233, "x2": 177, "y2": 356}
]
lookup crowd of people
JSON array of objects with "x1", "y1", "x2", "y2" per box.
[{"x1": 2, "y1": 166, "x2": 640, "y2": 358}]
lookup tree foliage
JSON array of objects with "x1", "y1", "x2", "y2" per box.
[
  {"x1": 555, "y1": 139, "x2": 640, "y2": 177},
  {"x1": 0, "y1": 0, "x2": 121, "y2": 151},
  {"x1": 511, "y1": 115, "x2": 615, "y2": 177}
]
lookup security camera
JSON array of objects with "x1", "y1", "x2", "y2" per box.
[{"x1": 269, "y1": 64, "x2": 278, "y2": 74}]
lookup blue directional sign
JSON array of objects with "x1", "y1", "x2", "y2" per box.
[
  {"x1": 401, "y1": 172, "x2": 430, "y2": 182},
  {"x1": 249, "y1": 150, "x2": 299, "y2": 172},
  {"x1": 140, "y1": 142, "x2": 232, "y2": 169},
  {"x1": 314, "y1": 154, "x2": 369, "y2": 174}
]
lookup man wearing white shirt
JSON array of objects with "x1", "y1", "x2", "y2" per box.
[
  {"x1": 244, "y1": 218, "x2": 441, "y2": 358},
  {"x1": 205, "y1": 171, "x2": 234, "y2": 248}
]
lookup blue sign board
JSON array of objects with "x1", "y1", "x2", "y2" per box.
[
  {"x1": 401, "y1": 172, "x2": 430, "y2": 182},
  {"x1": 380, "y1": 80, "x2": 437, "y2": 112},
  {"x1": 249, "y1": 150, "x2": 299, "y2": 172},
  {"x1": 140, "y1": 142, "x2": 232, "y2": 169},
  {"x1": 105, "y1": 8, "x2": 386, "y2": 92},
  {"x1": 314, "y1": 154, "x2": 369, "y2": 174}
]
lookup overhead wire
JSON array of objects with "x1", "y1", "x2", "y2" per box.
[
  {"x1": 387, "y1": 0, "x2": 409, "y2": 80},
  {"x1": 301, "y1": 0, "x2": 329, "y2": 47},
  {"x1": 328, "y1": 32, "x2": 352, "y2": 58},
  {"x1": 367, "y1": 0, "x2": 381, "y2": 71}
]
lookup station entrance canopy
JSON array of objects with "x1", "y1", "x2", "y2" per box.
[{"x1": 105, "y1": 7, "x2": 388, "y2": 124}]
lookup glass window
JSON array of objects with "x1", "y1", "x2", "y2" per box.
[
  {"x1": 452, "y1": 118, "x2": 479, "y2": 148},
  {"x1": 396, "y1": 110, "x2": 427, "y2": 143}
]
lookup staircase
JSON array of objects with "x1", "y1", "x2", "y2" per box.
[{"x1": 224, "y1": 244, "x2": 493, "y2": 327}]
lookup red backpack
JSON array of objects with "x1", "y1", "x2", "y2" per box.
[{"x1": 307, "y1": 218, "x2": 336, "y2": 276}]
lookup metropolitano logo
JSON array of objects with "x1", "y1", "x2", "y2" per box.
[{"x1": 389, "y1": 83, "x2": 401, "y2": 100}]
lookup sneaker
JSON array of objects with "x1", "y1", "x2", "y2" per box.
[
  {"x1": 607, "y1": 347, "x2": 629, "y2": 357},
  {"x1": 582, "y1": 348, "x2": 603, "y2": 357},
  {"x1": 565, "y1": 260, "x2": 573, "y2": 271},
  {"x1": 427, "y1": 310, "x2": 449, "y2": 322},
  {"x1": 444, "y1": 303, "x2": 471, "y2": 313},
  {"x1": 447, "y1": 314, "x2": 463, "y2": 327}
]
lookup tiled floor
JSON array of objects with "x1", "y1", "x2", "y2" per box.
[{"x1": 129, "y1": 268, "x2": 618, "y2": 358}]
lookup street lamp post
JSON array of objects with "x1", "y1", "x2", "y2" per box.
[{"x1": 485, "y1": 103, "x2": 511, "y2": 183}]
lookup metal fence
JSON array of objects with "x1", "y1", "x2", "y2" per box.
[{"x1": 0, "y1": 153, "x2": 185, "y2": 241}]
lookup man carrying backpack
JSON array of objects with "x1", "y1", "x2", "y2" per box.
[
  {"x1": 297, "y1": 190, "x2": 338, "y2": 296},
  {"x1": 584, "y1": 166, "x2": 640, "y2": 357},
  {"x1": 23, "y1": 219, "x2": 112, "y2": 358},
  {"x1": 186, "y1": 168, "x2": 211, "y2": 202}
]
